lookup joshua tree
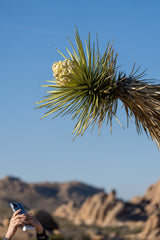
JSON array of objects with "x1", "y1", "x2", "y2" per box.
[{"x1": 36, "y1": 28, "x2": 160, "y2": 149}]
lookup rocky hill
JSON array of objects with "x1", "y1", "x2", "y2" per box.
[{"x1": 0, "y1": 175, "x2": 103, "y2": 216}]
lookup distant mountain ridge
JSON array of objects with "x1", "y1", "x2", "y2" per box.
[{"x1": 0, "y1": 175, "x2": 103, "y2": 214}]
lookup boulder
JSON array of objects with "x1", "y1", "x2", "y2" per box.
[
  {"x1": 74, "y1": 190, "x2": 119, "y2": 226},
  {"x1": 139, "y1": 212, "x2": 160, "y2": 239},
  {"x1": 102, "y1": 201, "x2": 125, "y2": 226},
  {"x1": 53, "y1": 201, "x2": 78, "y2": 221}
]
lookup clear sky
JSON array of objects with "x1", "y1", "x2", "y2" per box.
[{"x1": 1, "y1": 0, "x2": 160, "y2": 200}]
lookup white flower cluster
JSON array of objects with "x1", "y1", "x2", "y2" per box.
[{"x1": 52, "y1": 59, "x2": 73, "y2": 85}]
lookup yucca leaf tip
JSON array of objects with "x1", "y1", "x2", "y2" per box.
[{"x1": 36, "y1": 28, "x2": 160, "y2": 149}]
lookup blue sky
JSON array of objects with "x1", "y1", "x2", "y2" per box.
[{"x1": 0, "y1": 0, "x2": 160, "y2": 200}]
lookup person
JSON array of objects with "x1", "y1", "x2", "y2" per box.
[{"x1": 3, "y1": 209, "x2": 49, "y2": 240}]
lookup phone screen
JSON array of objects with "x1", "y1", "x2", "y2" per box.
[{"x1": 10, "y1": 202, "x2": 26, "y2": 214}]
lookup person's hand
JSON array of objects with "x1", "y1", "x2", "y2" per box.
[
  {"x1": 5, "y1": 209, "x2": 28, "y2": 239},
  {"x1": 24, "y1": 213, "x2": 44, "y2": 234}
]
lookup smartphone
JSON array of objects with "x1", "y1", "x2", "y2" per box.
[
  {"x1": 10, "y1": 202, "x2": 26, "y2": 214},
  {"x1": 10, "y1": 202, "x2": 35, "y2": 231}
]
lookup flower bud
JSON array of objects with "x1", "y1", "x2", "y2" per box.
[{"x1": 52, "y1": 59, "x2": 73, "y2": 85}]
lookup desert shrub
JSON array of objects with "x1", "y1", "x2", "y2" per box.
[
  {"x1": 49, "y1": 234, "x2": 65, "y2": 240},
  {"x1": 81, "y1": 235, "x2": 91, "y2": 240}
]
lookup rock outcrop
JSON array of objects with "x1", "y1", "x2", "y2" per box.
[
  {"x1": 54, "y1": 190, "x2": 130, "y2": 227},
  {"x1": 131, "y1": 179, "x2": 160, "y2": 215},
  {"x1": 74, "y1": 190, "x2": 119, "y2": 226},
  {"x1": 54, "y1": 189, "x2": 147, "y2": 228},
  {"x1": 54, "y1": 201, "x2": 79, "y2": 221},
  {"x1": 139, "y1": 212, "x2": 160, "y2": 239}
]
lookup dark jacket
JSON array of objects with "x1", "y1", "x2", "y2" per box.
[{"x1": 36, "y1": 229, "x2": 49, "y2": 240}]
